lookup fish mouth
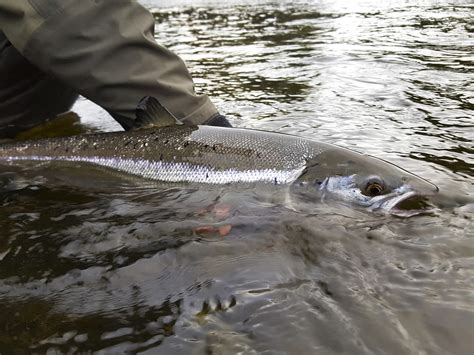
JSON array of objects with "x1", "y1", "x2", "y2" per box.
[{"x1": 371, "y1": 189, "x2": 435, "y2": 217}]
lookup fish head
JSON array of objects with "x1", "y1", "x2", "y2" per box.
[{"x1": 297, "y1": 147, "x2": 439, "y2": 216}]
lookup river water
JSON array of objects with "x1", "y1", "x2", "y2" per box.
[{"x1": 1, "y1": 0, "x2": 473, "y2": 353}]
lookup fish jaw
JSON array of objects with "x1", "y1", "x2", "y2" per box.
[{"x1": 368, "y1": 188, "x2": 425, "y2": 216}]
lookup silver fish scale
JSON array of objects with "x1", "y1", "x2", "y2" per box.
[
  {"x1": 184, "y1": 127, "x2": 317, "y2": 171},
  {"x1": 0, "y1": 126, "x2": 325, "y2": 185}
]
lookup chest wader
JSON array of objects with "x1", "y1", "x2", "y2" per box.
[{"x1": 0, "y1": 0, "x2": 224, "y2": 138}]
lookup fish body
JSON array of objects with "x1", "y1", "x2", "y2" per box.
[
  {"x1": 0, "y1": 126, "x2": 321, "y2": 184},
  {"x1": 0, "y1": 125, "x2": 438, "y2": 213}
]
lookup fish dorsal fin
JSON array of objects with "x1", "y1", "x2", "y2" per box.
[{"x1": 135, "y1": 96, "x2": 182, "y2": 128}]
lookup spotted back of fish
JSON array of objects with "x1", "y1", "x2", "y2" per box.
[{"x1": 0, "y1": 126, "x2": 325, "y2": 185}]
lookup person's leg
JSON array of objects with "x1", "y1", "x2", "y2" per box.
[
  {"x1": 0, "y1": 32, "x2": 78, "y2": 138},
  {"x1": 0, "y1": 0, "x2": 224, "y2": 131}
]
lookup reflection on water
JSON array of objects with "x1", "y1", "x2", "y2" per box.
[{"x1": 2, "y1": 0, "x2": 473, "y2": 353}]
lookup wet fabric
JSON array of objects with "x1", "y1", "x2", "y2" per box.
[
  {"x1": 0, "y1": 32, "x2": 78, "y2": 137},
  {"x1": 0, "y1": 0, "x2": 218, "y2": 136}
]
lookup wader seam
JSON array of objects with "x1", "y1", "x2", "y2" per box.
[{"x1": 27, "y1": 0, "x2": 62, "y2": 20}]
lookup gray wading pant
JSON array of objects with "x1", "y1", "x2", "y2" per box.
[{"x1": 0, "y1": 0, "x2": 218, "y2": 138}]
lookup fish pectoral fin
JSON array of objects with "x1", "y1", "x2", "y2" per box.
[{"x1": 135, "y1": 96, "x2": 182, "y2": 128}]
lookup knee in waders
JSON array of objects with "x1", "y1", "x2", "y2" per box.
[{"x1": 0, "y1": 33, "x2": 78, "y2": 138}]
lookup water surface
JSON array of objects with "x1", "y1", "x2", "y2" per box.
[{"x1": 1, "y1": 0, "x2": 473, "y2": 353}]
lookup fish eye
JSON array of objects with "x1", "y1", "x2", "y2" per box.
[{"x1": 362, "y1": 178, "x2": 385, "y2": 197}]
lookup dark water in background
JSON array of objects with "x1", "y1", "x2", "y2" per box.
[{"x1": 1, "y1": 0, "x2": 473, "y2": 353}]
